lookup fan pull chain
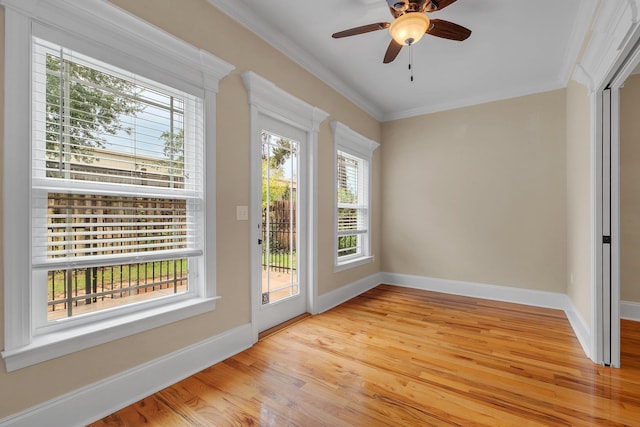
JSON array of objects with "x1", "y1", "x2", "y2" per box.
[{"x1": 409, "y1": 43, "x2": 414, "y2": 82}]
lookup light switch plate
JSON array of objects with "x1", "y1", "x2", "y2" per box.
[{"x1": 236, "y1": 205, "x2": 249, "y2": 221}]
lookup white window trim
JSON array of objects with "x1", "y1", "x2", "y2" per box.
[
  {"x1": 331, "y1": 121, "x2": 379, "y2": 272},
  {"x1": 1, "y1": 0, "x2": 234, "y2": 372}
]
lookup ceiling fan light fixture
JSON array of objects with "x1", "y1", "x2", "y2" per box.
[{"x1": 389, "y1": 13, "x2": 430, "y2": 46}]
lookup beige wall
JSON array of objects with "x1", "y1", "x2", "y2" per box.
[
  {"x1": 0, "y1": 0, "x2": 381, "y2": 418},
  {"x1": 566, "y1": 79, "x2": 592, "y2": 323},
  {"x1": 381, "y1": 90, "x2": 568, "y2": 292},
  {"x1": 621, "y1": 74, "x2": 640, "y2": 303}
]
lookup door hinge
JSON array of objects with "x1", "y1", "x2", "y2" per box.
[
  {"x1": 603, "y1": 235, "x2": 611, "y2": 244},
  {"x1": 258, "y1": 238, "x2": 262, "y2": 245}
]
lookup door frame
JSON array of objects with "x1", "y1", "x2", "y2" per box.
[
  {"x1": 596, "y1": 40, "x2": 640, "y2": 367},
  {"x1": 242, "y1": 71, "x2": 329, "y2": 342},
  {"x1": 256, "y1": 119, "x2": 308, "y2": 332},
  {"x1": 576, "y1": 2, "x2": 640, "y2": 367}
]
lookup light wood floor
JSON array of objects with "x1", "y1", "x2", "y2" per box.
[{"x1": 91, "y1": 285, "x2": 640, "y2": 426}]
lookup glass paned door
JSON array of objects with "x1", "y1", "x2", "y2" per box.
[
  {"x1": 254, "y1": 115, "x2": 307, "y2": 334},
  {"x1": 261, "y1": 131, "x2": 299, "y2": 305}
]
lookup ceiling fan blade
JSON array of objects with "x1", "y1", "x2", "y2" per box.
[
  {"x1": 425, "y1": 0, "x2": 458, "y2": 12},
  {"x1": 426, "y1": 19, "x2": 471, "y2": 41},
  {"x1": 383, "y1": 40, "x2": 403, "y2": 64},
  {"x1": 332, "y1": 22, "x2": 390, "y2": 38}
]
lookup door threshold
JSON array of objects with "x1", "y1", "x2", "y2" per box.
[{"x1": 258, "y1": 313, "x2": 311, "y2": 341}]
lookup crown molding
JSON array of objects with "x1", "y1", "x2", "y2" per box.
[
  {"x1": 573, "y1": 0, "x2": 640, "y2": 92},
  {"x1": 559, "y1": 0, "x2": 599, "y2": 85},
  {"x1": 382, "y1": 79, "x2": 566, "y2": 121},
  {"x1": 207, "y1": 0, "x2": 385, "y2": 121}
]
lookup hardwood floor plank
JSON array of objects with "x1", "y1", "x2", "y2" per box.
[{"x1": 91, "y1": 285, "x2": 640, "y2": 426}]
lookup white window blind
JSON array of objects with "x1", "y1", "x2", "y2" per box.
[
  {"x1": 337, "y1": 150, "x2": 368, "y2": 259},
  {"x1": 31, "y1": 37, "x2": 204, "y2": 321}
]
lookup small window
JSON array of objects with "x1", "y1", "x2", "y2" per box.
[
  {"x1": 331, "y1": 122, "x2": 379, "y2": 271},
  {"x1": 337, "y1": 151, "x2": 367, "y2": 259}
]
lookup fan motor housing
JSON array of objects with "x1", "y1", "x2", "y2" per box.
[{"x1": 387, "y1": 0, "x2": 408, "y2": 12}]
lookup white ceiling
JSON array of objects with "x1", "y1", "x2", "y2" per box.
[{"x1": 207, "y1": 0, "x2": 597, "y2": 121}]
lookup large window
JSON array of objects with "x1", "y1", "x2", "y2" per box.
[
  {"x1": 33, "y1": 38, "x2": 203, "y2": 325},
  {"x1": 331, "y1": 122, "x2": 379, "y2": 271},
  {"x1": 1, "y1": 0, "x2": 233, "y2": 371}
]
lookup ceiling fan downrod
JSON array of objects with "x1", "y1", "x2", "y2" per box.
[{"x1": 409, "y1": 42, "x2": 414, "y2": 82}]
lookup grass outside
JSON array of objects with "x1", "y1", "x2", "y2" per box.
[{"x1": 48, "y1": 259, "x2": 188, "y2": 297}]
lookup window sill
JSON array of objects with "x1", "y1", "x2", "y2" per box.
[
  {"x1": 1, "y1": 296, "x2": 220, "y2": 372},
  {"x1": 334, "y1": 255, "x2": 374, "y2": 272}
]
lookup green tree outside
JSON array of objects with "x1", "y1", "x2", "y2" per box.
[
  {"x1": 45, "y1": 54, "x2": 144, "y2": 171},
  {"x1": 261, "y1": 133, "x2": 293, "y2": 209},
  {"x1": 161, "y1": 128, "x2": 185, "y2": 179}
]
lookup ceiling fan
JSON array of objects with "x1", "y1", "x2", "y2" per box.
[{"x1": 332, "y1": 0, "x2": 471, "y2": 64}]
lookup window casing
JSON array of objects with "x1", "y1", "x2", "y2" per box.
[
  {"x1": 1, "y1": 0, "x2": 234, "y2": 371},
  {"x1": 331, "y1": 122, "x2": 379, "y2": 271}
]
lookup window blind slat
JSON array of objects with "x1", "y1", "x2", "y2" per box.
[
  {"x1": 32, "y1": 248, "x2": 203, "y2": 271},
  {"x1": 337, "y1": 230, "x2": 367, "y2": 237},
  {"x1": 45, "y1": 241, "x2": 190, "y2": 258},
  {"x1": 32, "y1": 178, "x2": 201, "y2": 199}
]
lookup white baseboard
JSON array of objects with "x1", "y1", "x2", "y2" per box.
[
  {"x1": 0, "y1": 323, "x2": 254, "y2": 427},
  {"x1": 381, "y1": 272, "x2": 592, "y2": 359},
  {"x1": 381, "y1": 272, "x2": 568, "y2": 309},
  {"x1": 564, "y1": 297, "x2": 592, "y2": 360},
  {"x1": 317, "y1": 272, "x2": 382, "y2": 313},
  {"x1": 621, "y1": 301, "x2": 640, "y2": 321}
]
